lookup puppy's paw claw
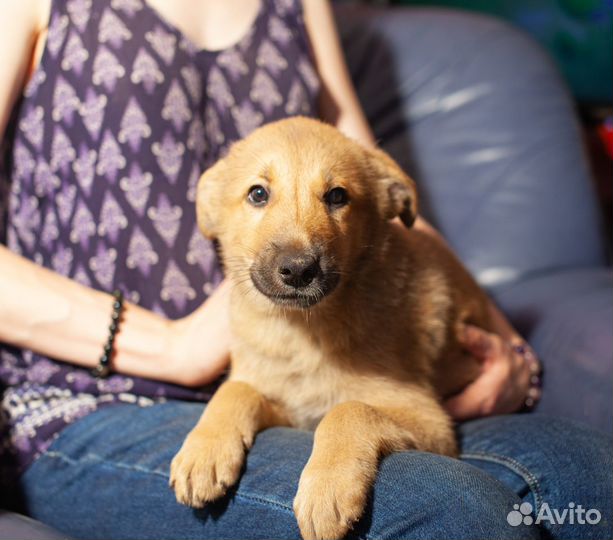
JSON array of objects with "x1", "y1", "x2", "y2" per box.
[{"x1": 169, "y1": 430, "x2": 246, "y2": 508}]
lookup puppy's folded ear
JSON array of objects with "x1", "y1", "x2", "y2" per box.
[
  {"x1": 196, "y1": 158, "x2": 227, "y2": 238},
  {"x1": 367, "y1": 147, "x2": 418, "y2": 227}
]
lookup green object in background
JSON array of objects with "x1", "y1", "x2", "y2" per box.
[
  {"x1": 392, "y1": 0, "x2": 613, "y2": 105},
  {"x1": 559, "y1": 0, "x2": 600, "y2": 18}
]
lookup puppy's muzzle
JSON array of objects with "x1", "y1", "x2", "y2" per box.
[{"x1": 250, "y1": 246, "x2": 339, "y2": 309}]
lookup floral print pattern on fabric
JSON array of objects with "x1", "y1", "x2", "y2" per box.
[{"x1": 0, "y1": 0, "x2": 319, "y2": 486}]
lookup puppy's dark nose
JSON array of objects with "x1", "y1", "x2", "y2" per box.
[{"x1": 277, "y1": 254, "x2": 321, "y2": 288}]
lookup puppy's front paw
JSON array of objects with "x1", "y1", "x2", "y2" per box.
[
  {"x1": 169, "y1": 429, "x2": 246, "y2": 508},
  {"x1": 293, "y1": 460, "x2": 372, "y2": 540}
]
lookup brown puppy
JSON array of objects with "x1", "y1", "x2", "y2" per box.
[{"x1": 170, "y1": 117, "x2": 491, "y2": 539}]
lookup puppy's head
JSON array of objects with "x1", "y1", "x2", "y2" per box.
[{"x1": 197, "y1": 117, "x2": 417, "y2": 310}]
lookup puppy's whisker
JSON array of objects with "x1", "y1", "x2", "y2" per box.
[{"x1": 322, "y1": 235, "x2": 341, "y2": 247}]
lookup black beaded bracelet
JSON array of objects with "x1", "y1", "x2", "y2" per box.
[{"x1": 92, "y1": 290, "x2": 124, "y2": 378}]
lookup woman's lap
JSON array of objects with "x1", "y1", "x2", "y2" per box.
[{"x1": 19, "y1": 401, "x2": 611, "y2": 540}]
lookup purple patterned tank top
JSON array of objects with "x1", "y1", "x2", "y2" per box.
[{"x1": 0, "y1": 0, "x2": 319, "y2": 485}]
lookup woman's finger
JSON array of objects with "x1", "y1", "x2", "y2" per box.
[
  {"x1": 458, "y1": 324, "x2": 499, "y2": 361},
  {"x1": 510, "y1": 345, "x2": 533, "y2": 398},
  {"x1": 444, "y1": 362, "x2": 507, "y2": 420}
]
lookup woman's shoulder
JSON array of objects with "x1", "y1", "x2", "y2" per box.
[{"x1": 2, "y1": 0, "x2": 51, "y2": 35}]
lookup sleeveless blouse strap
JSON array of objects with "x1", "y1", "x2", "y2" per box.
[{"x1": 266, "y1": 0, "x2": 306, "y2": 22}]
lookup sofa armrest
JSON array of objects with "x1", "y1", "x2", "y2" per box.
[{"x1": 491, "y1": 268, "x2": 613, "y2": 433}]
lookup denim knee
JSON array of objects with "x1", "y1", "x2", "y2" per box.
[
  {"x1": 356, "y1": 451, "x2": 541, "y2": 540},
  {"x1": 459, "y1": 414, "x2": 612, "y2": 540}
]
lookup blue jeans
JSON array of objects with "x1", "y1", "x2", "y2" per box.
[{"x1": 19, "y1": 402, "x2": 612, "y2": 540}]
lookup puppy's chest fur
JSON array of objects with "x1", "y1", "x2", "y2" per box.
[
  {"x1": 229, "y1": 308, "x2": 449, "y2": 430},
  {"x1": 231, "y1": 339, "x2": 356, "y2": 429}
]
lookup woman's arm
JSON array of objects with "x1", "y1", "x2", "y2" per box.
[
  {"x1": 302, "y1": 0, "x2": 536, "y2": 418},
  {"x1": 0, "y1": 244, "x2": 231, "y2": 387},
  {"x1": 302, "y1": 0, "x2": 375, "y2": 148},
  {"x1": 0, "y1": 245, "x2": 168, "y2": 379},
  {"x1": 0, "y1": 2, "x2": 230, "y2": 387}
]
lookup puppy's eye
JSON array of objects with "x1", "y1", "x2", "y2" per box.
[
  {"x1": 247, "y1": 185, "x2": 269, "y2": 206},
  {"x1": 324, "y1": 187, "x2": 349, "y2": 209}
]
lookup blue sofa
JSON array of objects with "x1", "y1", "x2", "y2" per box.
[
  {"x1": 337, "y1": 4, "x2": 612, "y2": 434},
  {"x1": 2, "y1": 4, "x2": 611, "y2": 539}
]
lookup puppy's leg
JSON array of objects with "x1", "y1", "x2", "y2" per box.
[
  {"x1": 294, "y1": 397, "x2": 455, "y2": 540},
  {"x1": 170, "y1": 381, "x2": 287, "y2": 507}
]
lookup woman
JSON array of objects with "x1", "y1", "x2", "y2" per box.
[{"x1": 0, "y1": 0, "x2": 610, "y2": 538}]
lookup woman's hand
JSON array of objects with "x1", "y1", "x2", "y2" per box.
[
  {"x1": 444, "y1": 325, "x2": 541, "y2": 420},
  {"x1": 164, "y1": 280, "x2": 232, "y2": 387}
]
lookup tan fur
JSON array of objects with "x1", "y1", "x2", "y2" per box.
[{"x1": 170, "y1": 117, "x2": 492, "y2": 539}]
